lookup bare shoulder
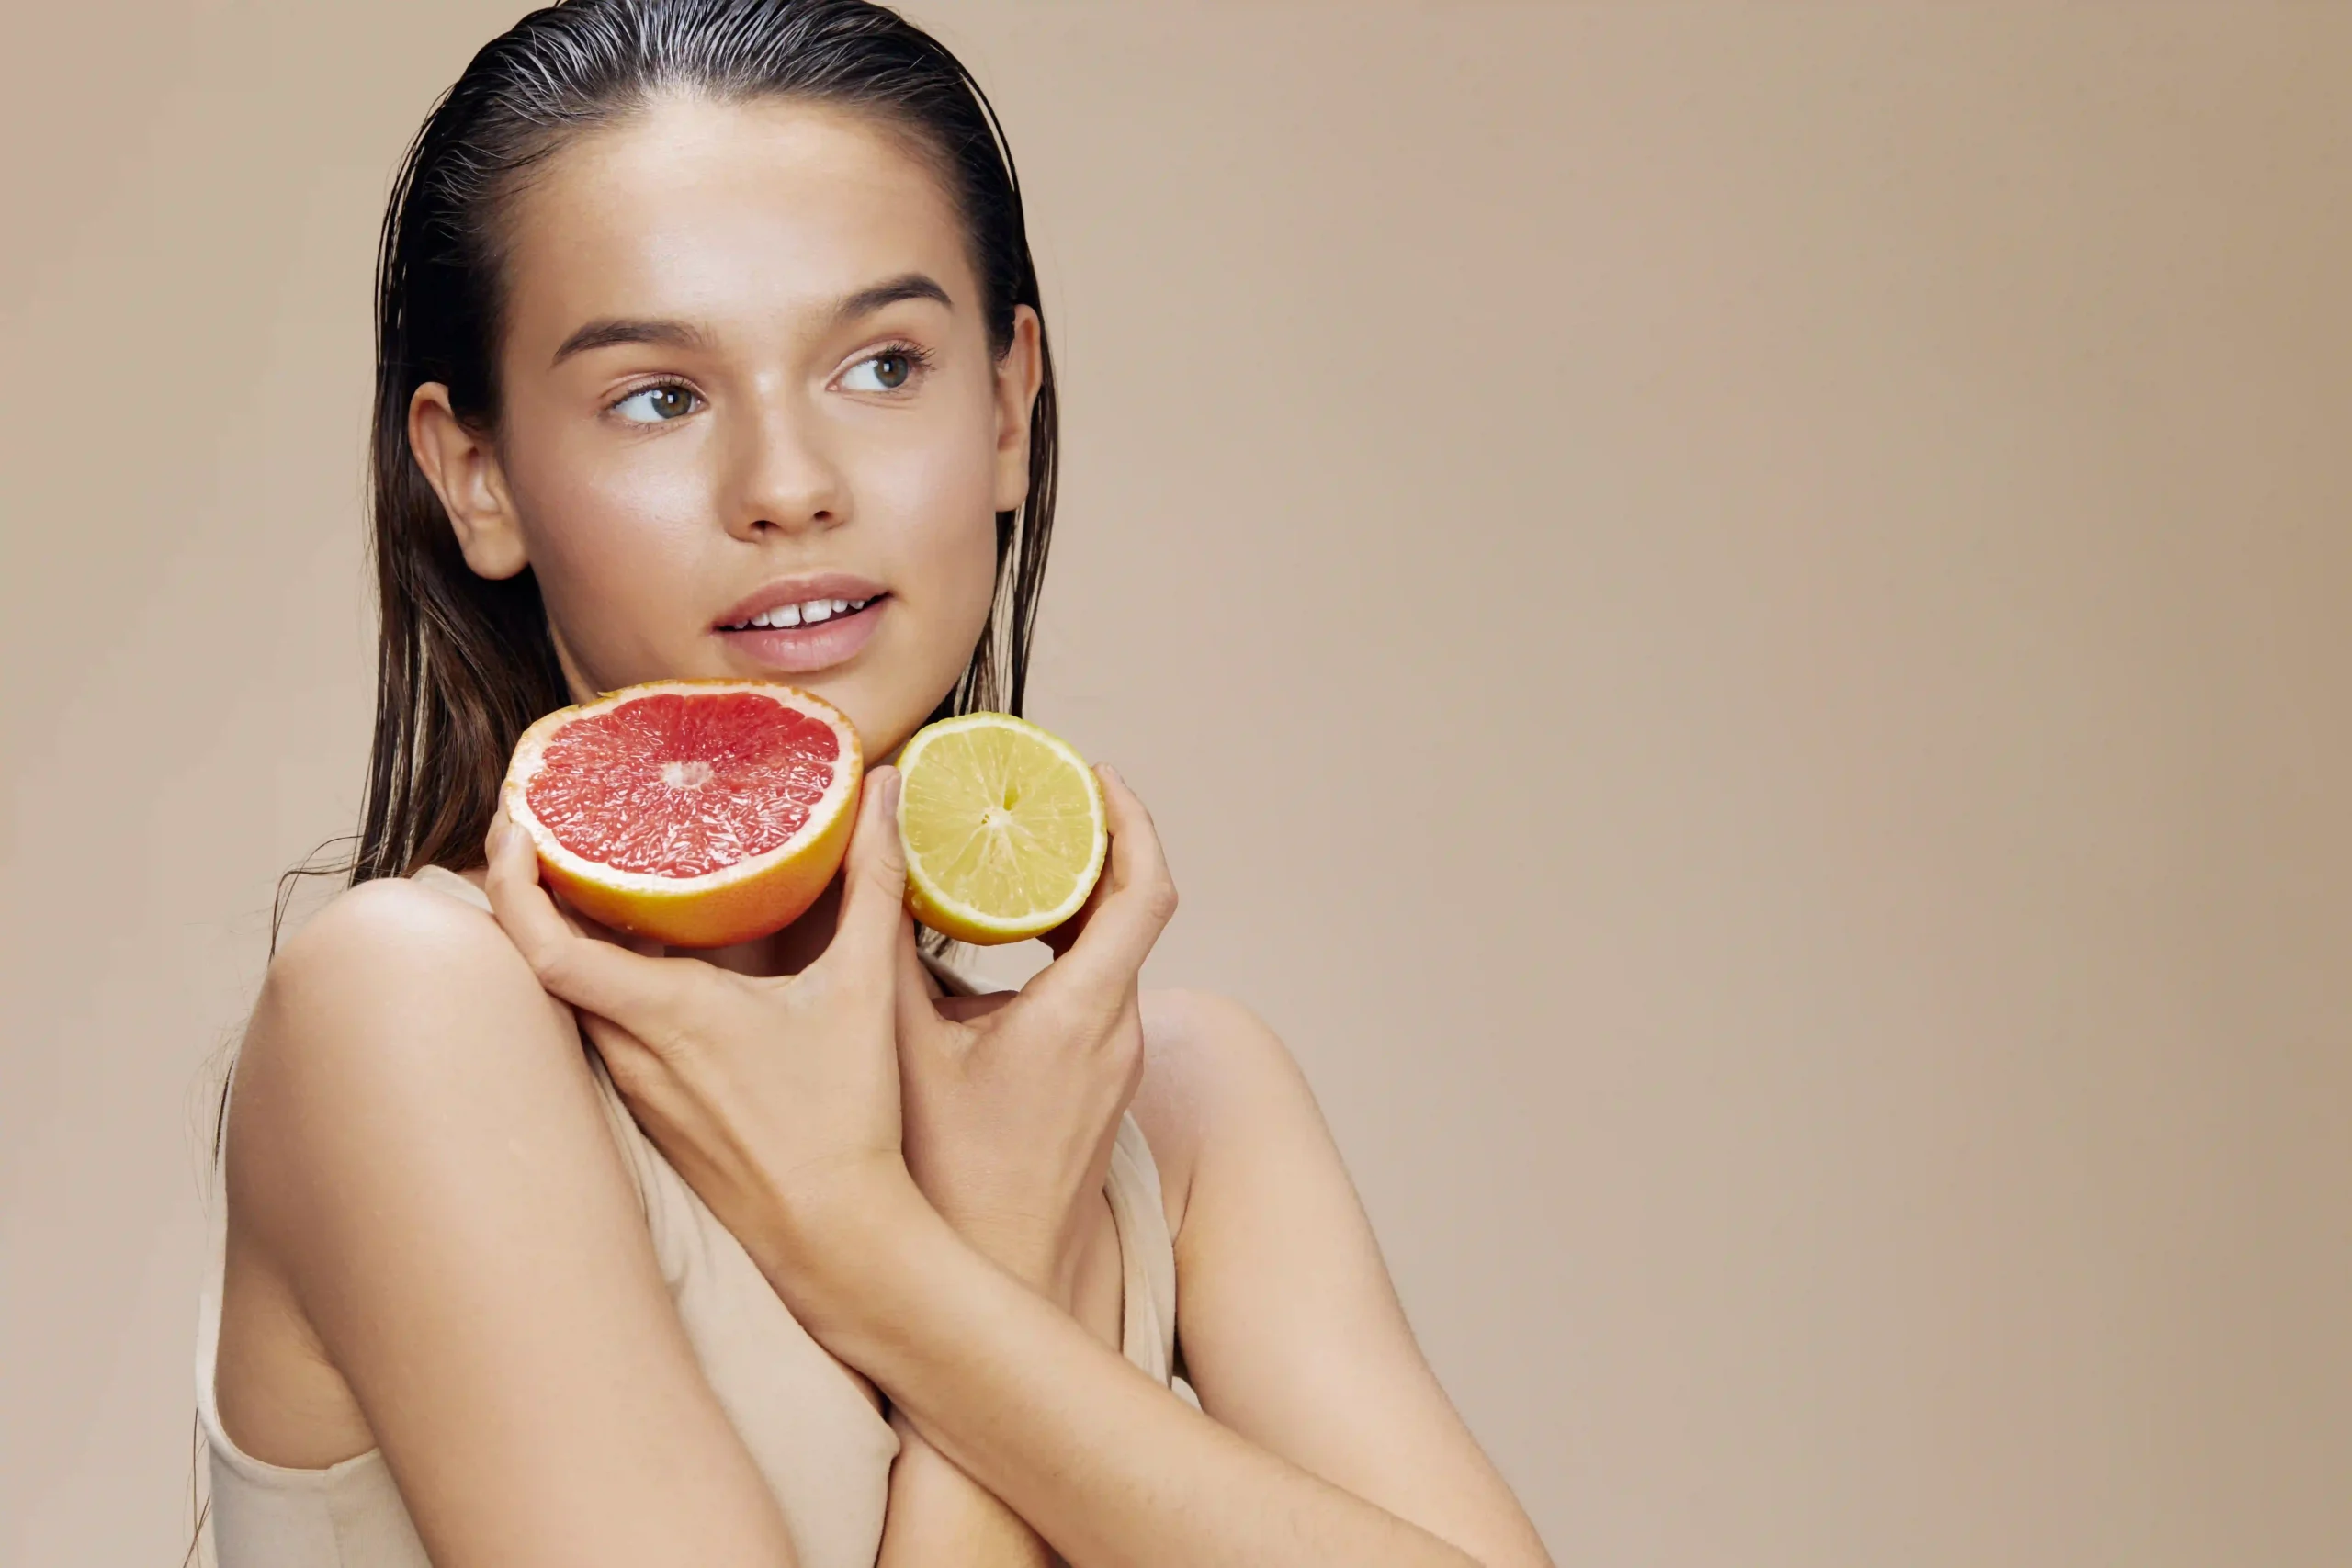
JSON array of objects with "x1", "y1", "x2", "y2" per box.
[
  {"x1": 1129, "y1": 987, "x2": 1333, "y2": 1243},
  {"x1": 220, "y1": 880, "x2": 798, "y2": 1554},
  {"x1": 233, "y1": 878, "x2": 590, "y2": 1192},
  {"x1": 250, "y1": 873, "x2": 551, "y2": 1047},
  {"x1": 253, "y1": 875, "x2": 515, "y2": 1022},
  {"x1": 1125, "y1": 987, "x2": 1555, "y2": 1568},
  {"x1": 219, "y1": 876, "x2": 640, "y2": 1465},
  {"x1": 230, "y1": 873, "x2": 617, "y2": 1240}
]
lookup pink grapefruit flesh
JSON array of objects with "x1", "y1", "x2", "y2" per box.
[{"x1": 502, "y1": 681, "x2": 864, "y2": 948}]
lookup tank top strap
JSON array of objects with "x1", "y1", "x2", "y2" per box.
[
  {"x1": 411, "y1": 863, "x2": 491, "y2": 911},
  {"x1": 1102, "y1": 1114, "x2": 1180, "y2": 1383}
]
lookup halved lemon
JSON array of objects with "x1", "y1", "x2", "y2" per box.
[{"x1": 895, "y1": 712, "x2": 1107, "y2": 945}]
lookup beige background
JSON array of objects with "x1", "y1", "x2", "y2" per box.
[{"x1": 4, "y1": 2, "x2": 2348, "y2": 1563}]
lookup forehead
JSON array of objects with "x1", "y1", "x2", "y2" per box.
[{"x1": 500, "y1": 95, "x2": 973, "y2": 347}]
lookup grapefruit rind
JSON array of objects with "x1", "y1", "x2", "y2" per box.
[
  {"x1": 896, "y1": 712, "x2": 1107, "y2": 947},
  {"x1": 502, "y1": 680, "x2": 864, "y2": 949}
]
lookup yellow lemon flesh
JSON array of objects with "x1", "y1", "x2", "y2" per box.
[{"x1": 896, "y1": 713, "x2": 1107, "y2": 945}]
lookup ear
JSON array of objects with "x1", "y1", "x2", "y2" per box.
[
  {"x1": 989, "y1": 306, "x2": 1046, "y2": 515},
  {"x1": 408, "y1": 383, "x2": 530, "y2": 580}
]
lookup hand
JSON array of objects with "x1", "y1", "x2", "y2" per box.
[
  {"x1": 482, "y1": 764, "x2": 916, "y2": 1288},
  {"x1": 893, "y1": 766, "x2": 1179, "y2": 1308}
]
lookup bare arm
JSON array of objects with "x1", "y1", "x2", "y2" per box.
[
  {"x1": 873, "y1": 1180, "x2": 1128, "y2": 1567},
  {"x1": 787, "y1": 1182, "x2": 1512, "y2": 1568},
  {"x1": 1140, "y1": 990, "x2": 1555, "y2": 1568},
  {"x1": 488, "y1": 769, "x2": 1551, "y2": 1566},
  {"x1": 875, "y1": 1415, "x2": 1057, "y2": 1567},
  {"x1": 828, "y1": 829, "x2": 1553, "y2": 1565},
  {"x1": 873, "y1": 1197, "x2": 1126, "y2": 1568},
  {"x1": 221, "y1": 879, "x2": 800, "y2": 1568},
  {"x1": 788, "y1": 975, "x2": 1554, "y2": 1564},
  {"x1": 791, "y1": 987, "x2": 1556, "y2": 1568}
]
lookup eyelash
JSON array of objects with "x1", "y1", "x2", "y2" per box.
[
  {"x1": 601, "y1": 340, "x2": 937, "y2": 422},
  {"x1": 844, "y1": 339, "x2": 936, "y2": 388},
  {"x1": 605, "y1": 378, "x2": 703, "y2": 419}
]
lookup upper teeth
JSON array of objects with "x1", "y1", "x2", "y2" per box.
[{"x1": 734, "y1": 596, "x2": 869, "y2": 630}]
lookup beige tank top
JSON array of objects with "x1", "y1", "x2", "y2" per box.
[{"x1": 195, "y1": 864, "x2": 1188, "y2": 1568}]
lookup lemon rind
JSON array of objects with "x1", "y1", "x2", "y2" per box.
[{"x1": 895, "y1": 712, "x2": 1107, "y2": 944}]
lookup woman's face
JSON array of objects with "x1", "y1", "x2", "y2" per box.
[{"x1": 412, "y1": 95, "x2": 1039, "y2": 761}]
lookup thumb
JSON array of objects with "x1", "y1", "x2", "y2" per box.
[
  {"x1": 894, "y1": 910, "x2": 940, "y2": 1030},
  {"x1": 485, "y1": 806, "x2": 693, "y2": 1032},
  {"x1": 831, "y1": 765, "x2": 908, "y2": 971}
]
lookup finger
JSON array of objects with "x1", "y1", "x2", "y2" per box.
[
  {"x1": 575, "y1": 1010, "x2": 657, "y2": 1095},
  {"x1": 1039, "y1": 761, "x2": 1140, "y2": 957},
  {"x1": 1032, "y1": 765, "x2": 1178, "y2": 1004},
  {"x1": 830, "y1": 765, "x2": 909, "y2": 974},
  {"x1": 894, "y1": 908, "x2": 944, "y2": 1030},
  {"x1": 484, "y1": 807, "x2": 695, "y2": 1030},
  {"x1": 1040, "y1": 837, "x2": 1114, "y2": 960},
  {"x1": 544, "y1": 879, "x2": 661, "y2": 956}
]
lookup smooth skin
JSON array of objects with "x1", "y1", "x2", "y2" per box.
[{"x1": 214, "y1": 94, "x2": 1552, "y2": 1568}]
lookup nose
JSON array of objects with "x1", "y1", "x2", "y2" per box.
[{"x1": 722, "y1": 379, "x2": 847, "y2": 540}]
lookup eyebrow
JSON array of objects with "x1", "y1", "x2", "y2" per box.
[
  {"x1": 829, "y1": 271, "x2": 956, "y2": 325},
  {"x1": 548, "y1": 274, "x2": 956, "y2": 369},
  {"x1": 549, "y1": 316, "x2": 717, "y2": 367}
]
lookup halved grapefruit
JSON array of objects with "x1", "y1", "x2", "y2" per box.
[{"x1": 502, "y1": 680, "x2": 864, "y2": 949}]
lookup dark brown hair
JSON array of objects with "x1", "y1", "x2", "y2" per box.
[{"x1": 353, "y1": 0, "x2": 1057, "y2": 886}]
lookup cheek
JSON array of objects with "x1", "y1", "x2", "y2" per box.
[
  {"x1": 893, "y1": 442, "x2": 997, "y2": 587},
  {"x1": 868, "y1": 420, "x2": 1003, "y2": 634},
  {"x1": 503, "y1": 422, "x2": 713, "y2": 671},
  {"x1": 882, "y1": 444, "x2": 997, "y2": 566},
  {"x1": 839, "y1": 405, "x2": 1007, "y2": 746}
]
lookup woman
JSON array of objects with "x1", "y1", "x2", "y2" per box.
[{"x1": 198, "y1": 3, "x2": 1554, "y2": 1563}]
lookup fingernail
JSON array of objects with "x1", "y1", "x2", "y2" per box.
[
  {"x1": 881, "y1": 769, "x2": 903, "y2": 813},
  {"x1": 1100, "y1": 763, "x2": 1122, "y2": 787}
]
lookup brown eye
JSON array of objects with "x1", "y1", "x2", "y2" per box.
[
  {"x1": 613, "y1": 384, "x2": 700, "y2": 423},
  {"x1": 843, "y1": 350, "x2": 921, "y2": 392}
]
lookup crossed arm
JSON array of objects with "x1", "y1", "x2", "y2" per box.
[
  {"x1": 219, "y1": 773, "x2": 1551, "y2": 1567},
  {"x1": 865, "y1": 987, "x2": 1548, "y2": 1568}
]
